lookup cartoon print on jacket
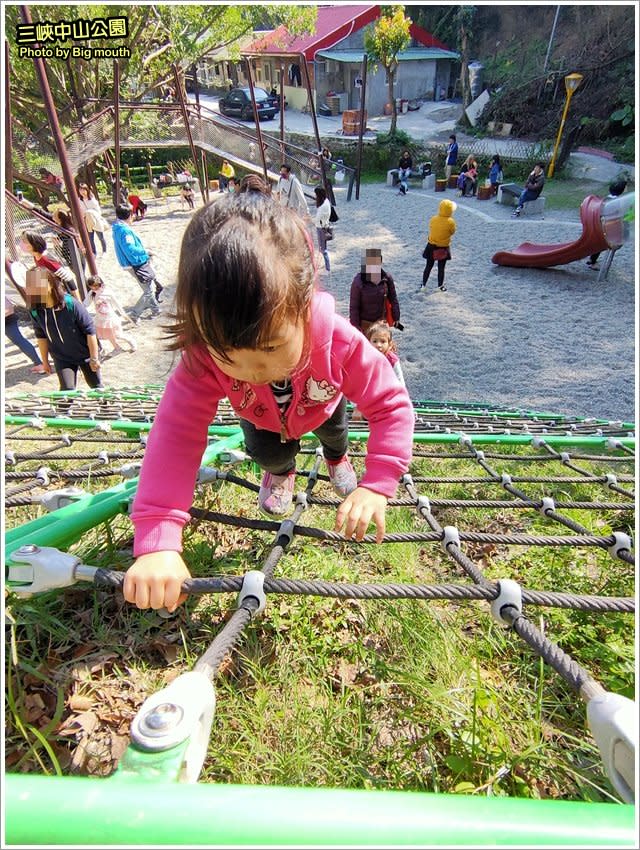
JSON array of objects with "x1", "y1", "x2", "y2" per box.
[
  {"x1": 297, "y1": 376, "x2": 338, "y2": 415},
  {"x1": 231, "y1": 380, "x2": 256, "y2": 412}
]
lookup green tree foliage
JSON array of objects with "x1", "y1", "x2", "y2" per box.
[
  {"x1": 364, "y1": 6, "x2": 411, "y2": 136},
  {"x1": 6, "y1": 5, "x2": 316, "y2": 135}
]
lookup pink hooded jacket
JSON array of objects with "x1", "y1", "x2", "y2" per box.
[{"x1": 132, "y1": 292, "x2": 414, "y2": 555}]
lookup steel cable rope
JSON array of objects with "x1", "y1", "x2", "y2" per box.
[
  {"x1": 187, "y1": 507, "x2": 632, "y2": 554},
  {"x1": 301, "y1": 495, "x2": 634, "y2": 511},
  {"x1": 6, "y1": 434, "x2": 141, "y2": 444},
  {"x1": 91, "y1": 570, "x2": 634, "y2": 614},
  {"x1": 407, "y1": 474, "x2": 634, "y2": 484},
  {"x1": 400, "y1": 474, "x2": 632, "y2": 698},
  {"x1": 541, "y1": 442, "x2": 636, "y2": 498},
  {"x1": 508, "y1": 611, "x2": 600, "y2": 696},
  {"x1": 402, "y1": 477, "x2": 496, "y2": 589},
  {"x1": 7, "y1": 449, "x2": 144, "y2": 463},
  {"x1": 6, "y1": 482, "x2": 41, "y2": 499},
  {"x1": 469, "y1": 449, "x2": 621, "y2": 540},
  {"x1": 91, "y1": 474, "x2": 632, "y2": 704},
  {"x1": 5, "y1": 405, "x2": 635, "y2": 706},
  {"x1": 5, "y1": 468, "x2": 122, "y2": 481},
  {"x1": 192, "y1": 455, "x2": 324, "y2": 680}
]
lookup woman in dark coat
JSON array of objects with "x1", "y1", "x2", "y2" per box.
[{"x1": 349, "y1": 248, "x2": 401, "y2": 335}]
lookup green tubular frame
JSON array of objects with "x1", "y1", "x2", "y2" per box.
[
  {"x1": 4, "y1": 431, "x2": 245, "y2": 561},
  {"x1": 4, "y1": 774, "x2": 635, "y2": 846},
  {"x1": 4, "y1": 418, "x2": 636, "y2": 843}
]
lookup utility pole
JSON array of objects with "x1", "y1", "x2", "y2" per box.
[{"x1": 543, "y1": 5, "x2": 561, "y2": 73}]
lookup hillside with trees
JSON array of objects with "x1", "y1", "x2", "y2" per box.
[{"x1": 408, "y1": 5, "x2": 635, "y2": 160}]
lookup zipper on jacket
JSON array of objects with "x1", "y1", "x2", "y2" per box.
[{"x1": 279, "y1": 407, "x2": 289, "y2": 443}]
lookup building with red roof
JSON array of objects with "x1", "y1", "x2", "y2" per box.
[{"x1": 243, "y1": 5, "x2": 459, "y2": 116}]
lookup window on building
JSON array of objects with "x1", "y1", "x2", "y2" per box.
[
  {"x1": 256, "y1": 68, "x2": 262, "y2": 82},
  {"x1": 215, "y1": 63, "x2": 220, "y2": 76}
]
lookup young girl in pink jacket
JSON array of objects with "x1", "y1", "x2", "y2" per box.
[{"x1": 125, "y1": 193, "x2": 414, "y2": 612}]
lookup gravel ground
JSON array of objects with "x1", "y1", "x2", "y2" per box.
[{"x1": 5, "y1": 183, "x2": 635, "y2": 423}]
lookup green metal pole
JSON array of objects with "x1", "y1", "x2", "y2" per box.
[
  {"x1": 5, "y1": 432, "x2": 246, "y2": 560},
  {"x1": 5, "y1": 774, "x2": 635, "y2": 846}
]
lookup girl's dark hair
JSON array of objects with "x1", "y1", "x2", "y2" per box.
[
  {"x1": 46, "y1": 270, "x2": 67, "y2": 309},
  {"x1": 54, "y1": 209, "x2": 74, "y2": 230},
  {"x1": 314, "y1": 186, "x2": 327, "y2": 206},
  {"x1": 86, "y1": 274, "x2": 104, "y2": 288},
  {"x1": 22, "y1": 231, "x2": 47, "y2": 254},
  {"x1": 168, "y1": 193, "x2": 315, "y2": 363}
]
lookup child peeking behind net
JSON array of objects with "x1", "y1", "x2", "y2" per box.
[{"x1": 124, "y1": 193, "x2": 414, "y2": 612}]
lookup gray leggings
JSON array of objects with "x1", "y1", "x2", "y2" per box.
[{"x1": 240, "y1": 396, "x2": 349, "y2": 474}]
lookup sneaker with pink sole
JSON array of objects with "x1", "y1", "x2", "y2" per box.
[
  {"x1": 326, "y1": 455, "x2": 358, "y2": 498},
  {"x1": 258, "y1": 470, "x2": 296, "y2": 516}
]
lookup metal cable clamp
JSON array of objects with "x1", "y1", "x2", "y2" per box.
[
  {"x1": 130, "y1": 671, "x2": 216, "y2": 783},
  {"x1": 490, "y1": 579, "x2": 523, "y2": 627},
  {"x1": 7, "y1": 545, "x2": 96, "y2": 597},
  {"x1": 237, "y1": 570, "x2": 266, "y2": 617}
]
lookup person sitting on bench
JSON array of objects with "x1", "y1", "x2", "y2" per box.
[
  {"x1": 512, "y1": 163, "x2": 545, "y2": 217},
  {"x1": 457, "y1": 155, "x2": 478, "y2": 197},
  {"x1": 396, "y1": 150, "x2": 413, "y2": 195}
]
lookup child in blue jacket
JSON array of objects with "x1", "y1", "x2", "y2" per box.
[{"x1": 112, "y1": 205, "x2": 163, "y2": 323}]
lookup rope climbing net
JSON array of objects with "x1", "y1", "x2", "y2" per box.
[{"x1": 4, "y1": 388, "x2": 636, "y2": 808}]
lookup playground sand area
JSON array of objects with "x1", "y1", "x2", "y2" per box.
[{"x1": 5, "y1": 184, "x2": 635, "y2": 423}]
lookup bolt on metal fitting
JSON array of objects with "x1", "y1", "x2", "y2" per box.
[{"x1": 140, "y1": 702, "x2": 184, "y2": 734}]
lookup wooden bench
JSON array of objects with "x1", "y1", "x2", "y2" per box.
[{"x1": 386, "y1": 163, "x2": 432, "y2": 189}]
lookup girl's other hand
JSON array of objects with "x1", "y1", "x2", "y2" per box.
[
  {"x1": 123, "y1": 551, "x2": 192, "y2": 612},
  {"x1": 334, "y1": 486, "x2": 387, "y2": 544}
]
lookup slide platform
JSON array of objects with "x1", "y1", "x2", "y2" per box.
[{"x1": 491, "y1": 195, "x2": 609, "y2": 269}]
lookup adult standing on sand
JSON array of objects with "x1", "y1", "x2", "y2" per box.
[{"x1": 445, "y1": 134, "x2": 458, "y2": 183}]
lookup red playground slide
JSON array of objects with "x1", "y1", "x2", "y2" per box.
[{"x1": 491, "y1": 195, "x2": 610, "y2": 268}]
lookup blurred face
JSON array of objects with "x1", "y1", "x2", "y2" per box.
[
  {"x1": 369, "y1": 329, "x2": 391, "y2": 355},
  {"x1": 208, "y1": 317, "x2": 306, "y2": 385},
  {"x1": 280, "y1": 167, "x2": 290, "y2": 180},
  {"x1": 88, "y1": 281, "x2": 104, "y2": 293},
  {"x1": 25, "y1": 268, "x2": 51, "y2": 307},
  {"x1": 362, "y1": 250, "x2": 382, "y2": 284}
]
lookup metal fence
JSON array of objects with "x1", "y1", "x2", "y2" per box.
[
  {"x1": 14, "y1": 101, "x2": 357, "y2": 202},
  {"x1": 4, "y1": 191, "x2": 87, "y2": 297}
]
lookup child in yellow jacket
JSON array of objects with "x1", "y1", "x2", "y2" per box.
[{"x1": 419, "y1": 199, "x2": 457, "y2": 292}]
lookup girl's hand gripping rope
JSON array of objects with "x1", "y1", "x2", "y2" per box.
[
  {"x1": 334, "y1": 486, "x2": 387, "y2": 543},
  {"x1": 123, "y1": 551, "x2": 192, "y2": 612}
]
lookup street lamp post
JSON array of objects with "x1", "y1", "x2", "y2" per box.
[{"x1": 547, "y1": 71, "x2": 583, "y2": 178}]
